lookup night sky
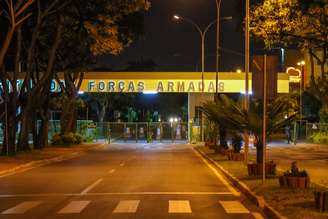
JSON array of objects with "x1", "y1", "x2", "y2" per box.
[{"x1": 99, "y1": 0, "x2": 245, "y2": 72}]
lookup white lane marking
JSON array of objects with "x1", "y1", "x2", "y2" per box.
[
  {"x1": 252, "y1": 212, "x2": 265, "y2": 219},
  {"x1": 0, "y1": 191, "x2": 232, "y2": 198},
  {"x1": 220, "y1": 201, "x2": 250, "y2": 214},
  {"x1": 80, "y1": 178, "x2": 103, "y2": 194},
  {"x1": 113, "y1": 200, "x2": 140, "y2": 213},
  {"x1": 108, "y1": 169, "x2": 116, "y2": 174},
  {"x1": 2, "y1": 201, "x2": 41, "y2": 214},
  {"x1": 58, "y1": 201, "x2": 90, "y2": 214},
  {"x1": 169, "y1": 200, "x2": 192, "y2": 213},
  {"x1": 192, "y1": 148, "x2": 240, "y2": 196}
]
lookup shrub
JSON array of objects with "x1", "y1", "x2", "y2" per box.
[
  {"x1": 74, "y1": 133, "x2": 84, "y2": 144},
  {"x1": 283, "y1": 161, "x2": 308, "y2": 177},
  {"x1": 51, "y1": 132, "x2": 84, "y2": 145},
  {"x1": 309, "y1": 132, "x2": 328, "y2": 144},
  {"x1": 231, "y1": 134, "x2": 243, "y2": 153}
]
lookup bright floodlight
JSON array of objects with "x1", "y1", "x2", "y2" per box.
[
  {"x1": 174, "y1": 118, "x2": 178, "y2": 122},
  {"x1": 143, "y1": 90, "x2": 158, "y2": 95},
  {"x1": 169, "y1": 118, "x2": 174, "y2": 123},
  {"x1": 236, "y1": 69, "x2": 242, "y2": 73},
  {"x1": 297, "y1": 60, "x2": 305, "y2": 66},
  {"x1": 173, "y1": 15, "x2": 180, "y2": 20}
]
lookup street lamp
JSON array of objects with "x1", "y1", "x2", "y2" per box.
[
  {"x1": 173, "y1": 15, "x2": 216, "y2": 91},
  {"x1": 297, "y1": 60, "x2": 305, "y2": 119},
  {"x1": 173, "y1": 14, "x2": 232, "y2": 91}
]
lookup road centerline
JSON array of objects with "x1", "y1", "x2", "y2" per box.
[
  {"x1": 80, "y1": 178, "x2": 104, "y2": 194},
  {"x1": 108, "y1": 169, "x2": 116, "y2": 174}
]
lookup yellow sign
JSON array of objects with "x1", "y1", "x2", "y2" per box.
[{"x1": 50, "y1": 72, "x2": 289, "y2": 93}]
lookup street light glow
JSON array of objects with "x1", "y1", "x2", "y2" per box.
[
  {"x1": 297, "y1": 60, "x2": 305, "y2": 66},
  {"x1": 173, "y1": 15, "x2": 180, "y2": 20},
  {"x1": 236, "y1": 69, "x2": 242, "y2": 73}
]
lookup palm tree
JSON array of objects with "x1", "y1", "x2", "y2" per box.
[{"x1": 203, "y1": 94, "x2": 298, "y2": 164}]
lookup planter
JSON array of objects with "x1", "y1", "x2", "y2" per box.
[
  {"x1": 205, "y1": 141, "x2": 216, "y2": 149},
  {"x1": 314, "y1": 191, "x2": 328, "y2": 212},
  {"x1": 287, "y1": 176, "x2": 310, "y2": 188},
  {"x1": 247, "y1": 162, "x2": 276, "y2": 176},
  {"x1": 279, "y1": 176, "x2": 288, "y2": 187},
  {"x1": 279, "y1": 176, "x2": 310, "y2": 188},
  {"x1": 220, "y1": 149, "x2": 233, "y2": 156},
  {"x1": 228, "y1": 153, "x2": 245, "y2": 161}
]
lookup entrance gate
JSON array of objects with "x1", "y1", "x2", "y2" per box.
[{"x1": 108, "y1": 122, "x2": 189, "y2": 143}]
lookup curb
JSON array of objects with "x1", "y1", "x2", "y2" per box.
[
  {"x1": 195, "y1": 147, "x2": 287, "y2": 219},
  {"x1": 0, "y1": 144, "x2": 104, "y2": 178}
]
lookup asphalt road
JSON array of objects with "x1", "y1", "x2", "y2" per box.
[{"x1": 0, "y1": 143, "x2": 265, "y2": 219}]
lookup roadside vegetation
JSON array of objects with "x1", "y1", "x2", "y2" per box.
[{"x1": 0, "y1": 0, "x2": 150, "y2": 155}]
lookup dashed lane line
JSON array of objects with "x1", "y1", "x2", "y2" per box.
[
  {"x1": 80, "y1": 178, "x2": 103, "y2": 194},
  {"x1": 108, "y1": 169, "x2": 116, "y2": 174}
]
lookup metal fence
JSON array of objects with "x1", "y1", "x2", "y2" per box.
[
  {"x1": 107, "y1": 122, "x2": 189, "y2": 143},
  {"x1": 306, "y1": 123, "x2": 328, "y2": 138}
]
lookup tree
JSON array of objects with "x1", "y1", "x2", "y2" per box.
[
  {"x1": 0, "y1": 0, "x2": 34, "y2": 68},
  {"x1": 203, "y1": 95, "x2": 298, "y2": 164},
  {"x1": 0, "y1": 0, "x2": 150, "y2": 155},
  {"x1": 250, "y1": 0, "x2": 328, "y2": 121}
]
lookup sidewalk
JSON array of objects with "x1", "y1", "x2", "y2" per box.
[
  {"x1": 0, "y1": 143, "x2": 103, "y2": 174},
  {"x1": 250, "y1": 141, "x2": 328, "y2": 188}
]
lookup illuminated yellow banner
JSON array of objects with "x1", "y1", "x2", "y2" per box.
[
  {"x1": 50, "y1": 72, "x2": 288, "y2": 93},
  {"x1": 73, "y1": 79, "x2": 250, "y2": 93}
]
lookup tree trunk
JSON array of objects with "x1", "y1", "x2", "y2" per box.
[
  {"x1": 98, "y1": 104, "x2": 106, "y2": 123},
  {"x1": 60, "y1": 97, "x2": 77, "y2": 134},
  {"x1": 1, "y1": 101, "x2": 17, "y2": 156},
  {"x1": 309, "y1": 49, "x2": 315, "y2": 84},
  {"x1": 17, "y1": 106, "x2": 32, "y2": 151},
  {"x1": 219, "y1": 126, "x2": 228, "y2": 149},
  {"x1": 0, "y1": 27, "x2": 15, "y2": 68},
  {"x1": 255, "y1": 138, "x2": 263, "y2": 164}
]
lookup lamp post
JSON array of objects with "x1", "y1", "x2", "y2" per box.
[
  {"x1": 215, "y1": 0, "x2": 222, "y2": 95},
  {"x1": 173, "y1": 15, "x2": 232, "y2": 91},
  {"x1": 244, "y1": 0, "x2": 250, "y2": 164},
  {"x1": 173, "y1": 15, "x2": 215, "y2": 91},
  {"x1": 297, "y1": 60, "x2": 305, "y2": 119}
]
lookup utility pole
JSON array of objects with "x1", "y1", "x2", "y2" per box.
[
  {"x1": 262, "y1": 54, "x2": 267, "y2": 183},
  {"x1": 244, "y1": 0, "x2": 250, "y2": 164},
  {"x1": 215, "y1": 0, "x2": 221, "y2": 96}
]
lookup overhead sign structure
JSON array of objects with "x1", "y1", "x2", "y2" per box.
[
  {"x1": 1, "y1": 72, "x2": 290, "y2": 94},
  {"x1": 53, "y1": 72, "x2": 289, "y2": 94}
]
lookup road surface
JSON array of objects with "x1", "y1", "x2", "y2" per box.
[{"x1": 0, "y1": 143, "x2": 264, "y2": 219}]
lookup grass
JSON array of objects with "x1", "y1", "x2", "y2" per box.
[{"x1": 199, "y1": 146, "x2": 328, "y2": 219}]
